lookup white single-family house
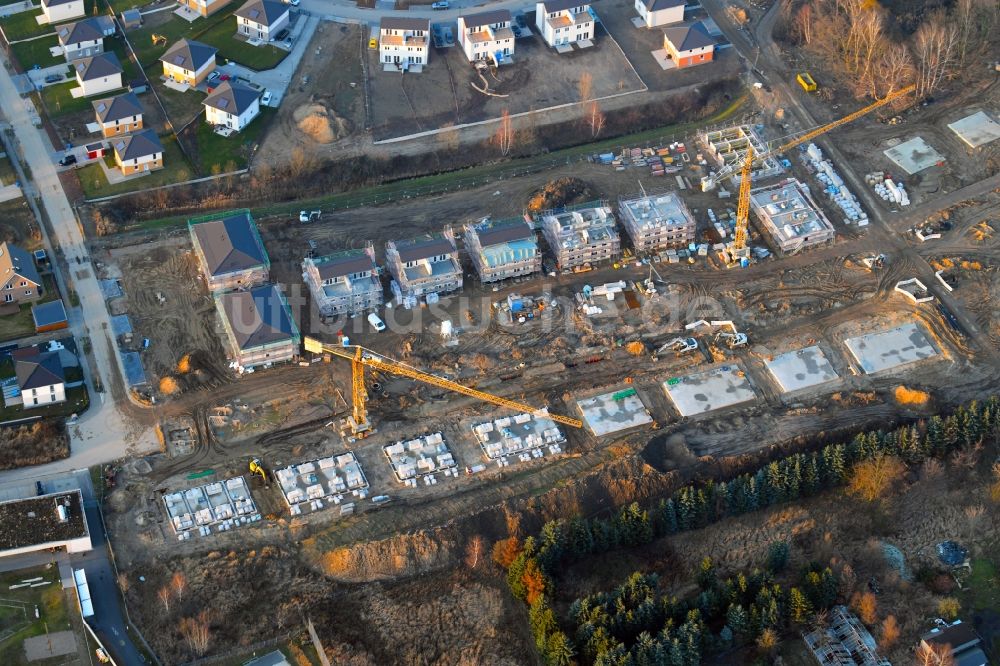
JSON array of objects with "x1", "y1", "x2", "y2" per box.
[
  {"x1": 379, "y1": 17, "x2": 429, "y2": 70},
  {"x1": 57, "y1": 16, "x2": 115, "y2": 61},
  {"x1": 635, "y1": 0, "x2": 685, "y2": 28},
  {"x1": 535, "y1": 0, "x2": 594, "y2": 49},
  {"x1": 13, "y1": 348, "x2": 66, "y2": 409},
  {"x1": 40, "y1": 0, "x2": 85, "y2": 24},
  {"x1": 203, "y1": 80, "x2": 261, "y2": 132},
  {"x1": 74, "y1": 52, "x2": 123, "y2": 97},
  {"x1": 457, "y1": 9, "x2": 515, "y2": 65},
  {"x1": 234, "y1": 0, "x2": 289, "y2": 41}
]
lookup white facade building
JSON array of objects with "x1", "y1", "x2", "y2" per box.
[
  {"x1": 40, "y1": 0, "x2": 85, "y2": 24},
  {"x1": 535, "y1": 0, "x2": 594, "y2": 49},
  {"x1": 457, "y1": 10, "x2": 515, "y2": 65},
  {"x1": 203, "y1": 80, "x2": 261, "y2": 132},
  {"x1": 379, "y1": 17, "x2": 430, "y2": 70},
  {"x1": 234, "y1": 0, "x2": 289, "y2": 41},
  {"x1": 634, "y1": 0, "x2": 685, "y2": 28}
]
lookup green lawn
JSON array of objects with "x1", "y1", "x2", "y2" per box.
[
  {"x1": 147, "y1": 68, "x2": 206, "y2": 128},
  {"x1": 0, "y1": 8, "x2": 49, "y2": 41},
  {"x1": 962, "y1": 558, "x2": 1000, "y2": 612},
  {"x1": 39, "y1": 80, "x2": 109, "y2": 118},
  {"x1": 193, "y1": 106, "x2": 274, "y2": 172},
  {"x1": 10, "y1": 34, "x2": 61, "y2": 70},
  {"x1": 197, "y1": 18, "x2": 288, "y2": 70},
  {"x1": 78, "y1": 135, "x2": 192, "y2": 198},
  {"x1": 0, "y1": 153, "x2": 18, "y2": 186},
  {"x1": 0, "y1": 275, "x2": 59, "y2": 343},
  {"x1": 0, "y1": 565, "x2": 73, "y2": 666},
  {"x1": 0, "y1": 384, "x2": 89, "y2": 422},
  {"x1": 102, "y1": 0, "x2": 146, "y2": 13},
  {"x1": 128, "y1": 2, "x2": 235, "y2": 66}
]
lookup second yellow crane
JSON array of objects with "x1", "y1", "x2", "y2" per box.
[
  {"x1": 708, "y1": 84, "x2": 917, "y2": 265},
  {"x1": 303, "y1": 337, "x2": 584, "y2": 435}
]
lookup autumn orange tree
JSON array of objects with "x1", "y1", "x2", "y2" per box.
[{"x1": 848, "y1": 454, "x2": 905, "y2": 502}]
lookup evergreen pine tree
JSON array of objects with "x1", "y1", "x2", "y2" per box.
[
  {"x1": 726, "y1": 603, "x2": 749, "y2": 638},
  {"x1": 788, "y1": 587, "x2": 812, "y2": 625}
]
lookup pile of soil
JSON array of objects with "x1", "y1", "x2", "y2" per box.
[
  {"x1": 293, "y1": 103, "x2": 352, "y2": 144},
  {"x1": 526, "y1": 177, "x2": 594, "y2": 213}
]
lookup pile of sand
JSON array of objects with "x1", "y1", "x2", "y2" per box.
[
  {"x1": 894, "y1": 385, "x2": 930, "y2": 406},
  {"x1": 293, "y1": 103, "x2": 351, "y2": 144}
]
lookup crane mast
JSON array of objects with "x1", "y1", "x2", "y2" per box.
[{"x1": 716, "y1": 84, "x2": 916, "y2": 263}]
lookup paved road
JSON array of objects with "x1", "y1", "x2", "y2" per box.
[
  {"x1": 0, "y1": 55, "x2": 157, "y2": 487},
  {"x1": 0, "y1": 471, "x2": 148, "y2": 666}
]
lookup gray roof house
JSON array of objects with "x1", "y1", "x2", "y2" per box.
[
  {"x1": 57, "y1": 16, "x2": 115, "y2": 60},
  {"x1": 233, "y1": 0, "x2": 289, "y2": 31},
  {"x1": 159, "y1": 39, "x2": 218, "y2": 81},
  {"x1": 74, "y1": 52, "x2": 122, "y2": 82},
  {"x1": 216, "y1": 284, "x2": 300, "y2": 369},
  {"x1": 113, "y1": 129, "x2": 162, "y2": 162},
  {"x1": 14, "y1": 349, "x2": 65, "y2": 391},
  {"x1": 189, "y1": 210, "x2": 270, "y2": 292},
  {"x1": 203, "y1": 80, "x2": 261, "y2": 131},
  {"x1": 663, "y1": 22, "x2": 715, "y2": 52},
  {"x1": 92, "y1": 92, "x2": 142, "y2": 124},
  {"x1": 0, "y1": 241, "x2": 42, "y2": 289}
]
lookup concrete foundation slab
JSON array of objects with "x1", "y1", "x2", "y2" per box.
[
  {"x1": 844, "y1": 322, "x2": 938, "y2": 374},
  {"x1": 948, "y1": 111, "x2": 1000, "y2": 148},
  {"x1": 663, "y1": 366, "x2": 756, "y2": 416},
  {"x1": 577, "y1": 389, "x2": 653, "y2": 436},
  {"x1": 764, "y1": 345, "x2": 838, "y2": 393},
  {"x1": 883, "y1": 137, "x2": 944, "y2": 175},
  {"x1": 24, "y1": 630, "x2": 77, "y2": 660}
]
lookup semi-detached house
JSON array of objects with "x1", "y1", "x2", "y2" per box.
[
  {"x1": 379, "y1": 17, "x2": 429, "y2": 70},
  {"x1": 457, "y1": 10, "x2": 515, "y2": 65},
  {"x1": 535, "y1": 0, "x2": 594, "y2": 49},
  {"x1": 385, "y1": 231, "x2": 463, "y2": 300},
  {"x1": 303, "y1": 246, "x2": 383, "y2": 318}
]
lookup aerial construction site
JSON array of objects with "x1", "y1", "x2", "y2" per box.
[{"x1": 40, "y1": 1, "x2": 1000, "y2": 662}]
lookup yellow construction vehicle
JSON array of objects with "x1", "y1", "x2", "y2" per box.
[
  {"x1": 303, "y1": 337, "x2": 584, "y2": 435},
  {"x1": 249, "y1": 458, "x2": 268, "y2": 486},
  {"x1": 796, "y1": 72, "x2": 818, "y2": 92},
  {"x1": 704, "y1": 84, "x2": 916, "y2": 265},
  {"x1": 151, "y1": 34, "x2": 167, "y2": 46}
]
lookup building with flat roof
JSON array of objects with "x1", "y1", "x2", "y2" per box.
[
  {"x1": 386, "y1": 230, "x2": 463, "y2": 300},
  {"x1": 539, "y1": 203, "x2": 620, "y2": 270},
  {"x1": 303, "y1": 246, "x2": 383, "y2": 318},
  {"x1": 750, "y1": 179, "x2": 835, "y2": 253},
  {"x1": 0, "y1": 490, "x2": 91, "y2": 558},
  {"x1": 379, "y1": 17, "x2": 429, "y2": 71},
  {"x1": 535, "y1": 0, "x2": 594, "y2": 50},
  {"x1": 190, "y1": 210, "x2": 270, "y2": 292},
  {"x1": 465, "y1": 218, "x2": 541, "y2": 283},
  {"x1": 216, "y1": 284, "x2": 299, "y2": 369},
  {"x1": 618, "y1": 191, "x2": 697, "y2": 252}
]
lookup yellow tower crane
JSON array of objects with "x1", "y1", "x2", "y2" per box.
[
  {"x1": 303, "y1": 337, "x2": 584, "y2": 435},
  {"x1": 705, "y1": 84, "x2": 917, "y2": 265}
]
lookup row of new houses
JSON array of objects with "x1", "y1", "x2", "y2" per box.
[
  {"x1": 185, "y1": 195, "x2": 697, "y2": 367},
  {"x1": 379, "y1": 1, "x2": 713, "y2": 71}
]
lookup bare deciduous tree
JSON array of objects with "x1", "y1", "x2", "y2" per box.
[
  {"x1": 913, "y1": 15, "x2": 959, "y2": 98},
  {"x1": 464, "y1": 535, "x2": 485, "y2": 570},
  {"x1": 586, "y1": 101, "x2": 606, "y2": 138},
  {"x1": 491, "y1": 110, "x2": 515, "y2": 157},
  {"x1": 179, "y1": 610, "x2": 212, "y2": 656},
  {"x1": 171, "y1": 571, "x2": 187, "y2": 601},
  {"x1": 157, "y1": 585, "x2": 171, "y2": 613}
]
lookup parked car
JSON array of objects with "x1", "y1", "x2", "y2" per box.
[
  {"x1": 274, "y1": 28, "x2": 289, "y2": 41},
  {"x1": 282, "y1": 38, "x2": 292, "y2": 49},
  {"x1": 43, "y1": 73, "x2": 62, "y2": 84},
  {"x1": 299, "y1": 210, "x2": 320, "y2": 223},
  {"x1": 367, "y1": 313, "x2": 386, "y2": 332},
  {"x1": 285, "y1": 0, "x2": 299, "y2": 5},
  {"x1": 58, "y1": 153, "x2": 77, "y2": 167},
  {"x1": 208, "y1": 71, "x2": 221, "y2": 82},
  {"x1": 261, "y1": 90, "x2": 273, "y2": 106},
  {"x1": 431, "y1": 1, "x2": 449, "y2": 8}
]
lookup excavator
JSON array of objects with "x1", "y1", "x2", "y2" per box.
[
  {"x1": 303, "y1": 337, "x2": 584, "y2": 436},
  {"x1": 654, "y1": 337, "x2": 699, "y2": 357},
  {"x1": 701, "y1": 84, "x2": 917, "y2": 266},
  {"x1": 249, "y1": 458, "x2": 268, "y2": 487}
]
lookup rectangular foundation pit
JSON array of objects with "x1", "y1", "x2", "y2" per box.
[
  {"x1": 764, "y1": 346, "x2": 839, "y2": 393},
  {"x1": 844, "y1": 322, "x2": 939, "y2": 374},
  {"x1": 663, "y1": 365, "x2": 756, "y2": 416},
  {"x1": 576, "y1": 388, "x2": 653, "y2": 436}
]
